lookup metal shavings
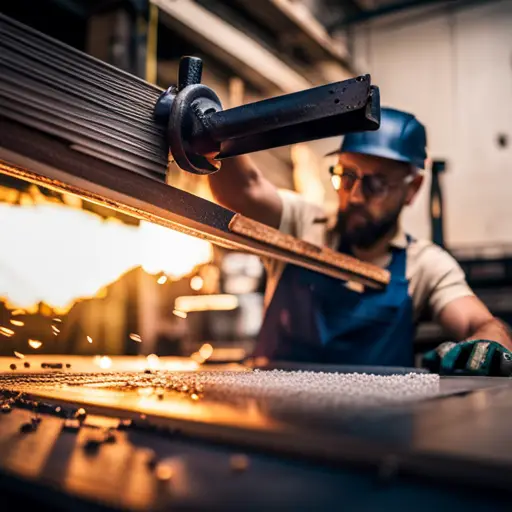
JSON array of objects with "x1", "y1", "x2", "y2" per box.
[
  {"x1": 154, "y1": 461, "x2": 174, "y2": 481},
  {"x1": 75, "y1": 408, "x2": 87, "y2": 421},
  {"x1": 20, "y1": 421, "x2": 38, "y2": 433},
  {"x1": 230, "y1": 454, "x2": 250, "y2": 472},
  {"x1": 83, "y1": 438, "x2": 102, "y2": 453},
  {"x1": 129, "y1": 333, "x2": 142, "y2": 343}
]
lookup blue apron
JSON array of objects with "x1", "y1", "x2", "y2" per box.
[{"x1": 254, "y1": 240, "x2": 415, "y2": 367}]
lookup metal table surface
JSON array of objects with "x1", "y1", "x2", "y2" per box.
[{"x1": 0, "y1": 359, "x2": 512, "y2": 510}]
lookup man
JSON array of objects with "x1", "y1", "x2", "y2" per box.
[{"x1": 209, "y1": 107, "x2": 512, "y2": 375}]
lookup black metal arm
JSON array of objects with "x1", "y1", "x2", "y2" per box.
[{"x1": 154, "y1": 56, "x2": 380, "y2": 175}]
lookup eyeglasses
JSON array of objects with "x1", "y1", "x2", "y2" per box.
[{"x1": 329, "y1": 164, "x2": 416, "y2": 199}]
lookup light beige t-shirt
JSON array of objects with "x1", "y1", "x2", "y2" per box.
[{"x1": 263, "y1": 189, "x2": 475, "y2": 322}]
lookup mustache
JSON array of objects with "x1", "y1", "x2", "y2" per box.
[{"x1": 337, "y1": 207, "x2": 373, "y2": 223}]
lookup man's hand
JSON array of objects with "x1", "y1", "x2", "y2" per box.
[
  {"x1": 423, "y1": 340, "x2": 512, "y2": 376},
  {"x1": 422, "y1": 296, "x2": 512, "y2": 376}
]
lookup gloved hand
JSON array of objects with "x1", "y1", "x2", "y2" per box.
[{"x1": 422, "y1": 340, "x2": 512, "y2": 376}]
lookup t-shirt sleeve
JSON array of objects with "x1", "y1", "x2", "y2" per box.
[
  {"x1": 410, "y1": 241, "x2": 475, "y2": 320},
  {"x1": 277, "y1": 189, "x2": 327, "y2": 242}
]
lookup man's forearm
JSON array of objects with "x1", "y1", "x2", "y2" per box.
[
  {"x1": 207, "y1": 155, "x2": 282, "y2": 227},
  {"x1": 466, "y1": 318, "x2": 512, "y2": 351}
]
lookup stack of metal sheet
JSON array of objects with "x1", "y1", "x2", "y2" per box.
[{"x1": 0, "y1": 13, "x2": 168, "y2": 180}]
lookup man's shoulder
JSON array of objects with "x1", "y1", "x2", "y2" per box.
[
  {"x1": 407, "y1": 237, "x2": 457, "y2": 263},
  {"x1": 406, "y1": 236, "x2": 465, "y2": 280}
]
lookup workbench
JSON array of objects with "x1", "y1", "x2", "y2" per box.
[{"x1": 1, "y1": 358, "x2": 511, "y2": 511}]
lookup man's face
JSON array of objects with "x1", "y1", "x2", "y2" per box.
[{"x1": 333, "y1": 152, "x2": 421, "y2": 249}]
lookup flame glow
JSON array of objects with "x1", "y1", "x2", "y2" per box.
[{"x1": 0, "y1": 201, "x2": 213, "y2": 313}]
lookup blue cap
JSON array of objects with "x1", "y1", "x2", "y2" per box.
[{"x1": 327, "y1": 107, "x2": 427, "y2": 169}]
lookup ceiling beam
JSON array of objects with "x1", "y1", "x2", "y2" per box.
[{"x1": 151, "y1": 0, "x2": 312, "y2": 94}]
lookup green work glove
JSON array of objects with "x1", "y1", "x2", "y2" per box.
[{"x1": 422, "y1": 340, "x2": 512, "y2": 376}]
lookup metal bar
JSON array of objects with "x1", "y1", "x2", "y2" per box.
[
  {"x1": 0, "y1": 121, "x2": 388, "y2": 288},
  {"x1": 208, "y1": 76, "x2": 371, "y2": 142}
]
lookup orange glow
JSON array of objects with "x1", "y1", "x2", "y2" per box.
[
  {"x1": 0, "y1": 198, "x2": 213, "y2": 313},
  {"x1": 175, "y1": 294, "x2": 238, "y2": 313}
]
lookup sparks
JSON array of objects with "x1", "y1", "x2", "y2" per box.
[
  {"x1": 129, "y1": 333, "x2": 142, "y2": 343},
  {"x1": 173, "y1": 309, "x2": 187, "y2": 319},
  {"x1": 53, "y1": 318, "x2": 62, "y2": 323},
  {"x1": 52, "y1": 325, "x2": 60, "y2": 335},
  {"x1": 0, "y1": 326, "x2": 15, "y2": 337},
  {"x1": 11, "y1": 309, "x2": 25, "y2": 316},
  {"x1": 190, "y1": 275, "x2": 204, "y2": 291},
  {"x1": 10, "y1": 320, "x2": 24, "y2": 327},
  {"x1": 146, "y1": 354, "x2": 160, "y2": 369},
  {"x1": 157, "y1": 275, "x2": 168, "y2": 285},
  {"x1": 28, "y1": 339, "x2": 43, "y2": 349},
  {"x1": 13, "y1": 351, "x2": 25, "y2": 359},
  {"x1": 199, "y1": 343, "x2": 214, "y2": 360},
  {"x1": 87, "y1": 336, "x2": 93, "y2": 343}
]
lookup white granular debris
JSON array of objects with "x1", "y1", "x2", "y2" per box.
[
  {"x1": 0, "y1": 370, "x2": 440, "y2": 409},
  {"x1": 187, "y1": 370, "x2": 440, "y2": 407}
]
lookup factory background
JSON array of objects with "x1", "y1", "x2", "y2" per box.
[{"x1": 0, "y1": 0, "x2": 511, "y2": 362}]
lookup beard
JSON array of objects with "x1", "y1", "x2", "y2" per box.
[{"x1": 335, "y1": 203, "x2": 402, "y2": 250}]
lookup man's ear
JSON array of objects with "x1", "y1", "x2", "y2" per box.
[{"x1": 405, "y1": 173, "x2": 424, "y2": 205}]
